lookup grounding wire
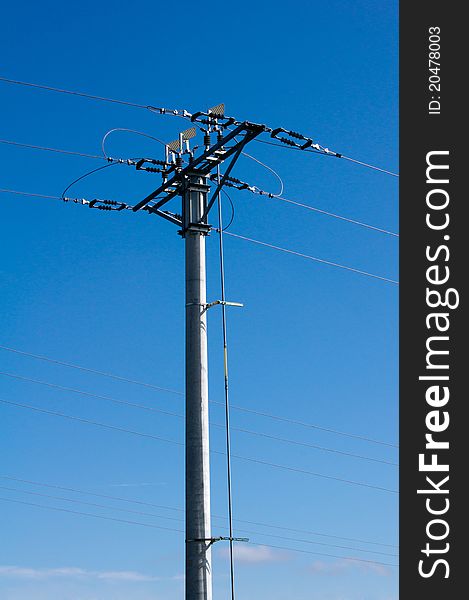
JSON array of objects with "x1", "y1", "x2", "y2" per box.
[{"x1": 216, "y1": 164, "x2": 236, "y2": 600}]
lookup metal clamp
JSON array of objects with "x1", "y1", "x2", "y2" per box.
[
  {"x1": 186, "y1": 300, "x2": 244, "y2": 313},
  {"x1": 186, "y1": 536, "x2": 249, "y2": 548}
]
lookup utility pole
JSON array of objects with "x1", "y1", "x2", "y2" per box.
[
  {"x1": 183, "y1": 174, "x2": 212, "y2": 600},
  {"x1": 129, "y1": 109, "x2": 277, "y2": 599},
  {"x1": 84, "y1": 106, "x2": 328, "y2": 598}
]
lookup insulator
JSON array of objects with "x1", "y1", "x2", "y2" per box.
[
  {"x1": 278, "y1": 136, "x2": 298, "y2": 147},
  {"x1": 176, "y1": 157, "x2": 183, "y2": 167},
  {"x1": 204, "y1": 134, "x2": 211, "y2": 147},
  {"x1": 288, "y1": 130, "x2": 305, "y2": 140}
]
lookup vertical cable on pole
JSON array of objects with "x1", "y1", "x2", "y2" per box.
[{"x1": 216, "y1": 165, "x2": 236, "y2": 600}]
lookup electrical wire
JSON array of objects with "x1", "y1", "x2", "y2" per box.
[
  {"x1": 0, "y1": 485, "x2": 184, "y2": 525},
  {"x1": 1, "y1": 475, "x2": 398, "y2": 549},
  {"x1": 0, "y1": 345, "x2": 182, "y2": 394},
  {"x1": 222, "y1": 231, "x2": 399, "y2": 285},
  {"x1": 216, "y1": 165, "x2": 236, "y2": 600},
  {"x1": 270, "y1": 195, "x2": 398, "y2": 237},
  {"x1": 240, "y1": 150, "x2": 284, "y2": 196},
  {"x1": 221, "y1": 189, "x2": 235, "y2": 231},
  {"x1": 0, "y1": 398, "x2": 183, "y2": 445},
  {"x1": 1, "y1": 75, "x2": 398, "y2": 177},
  {"x1": 101, "y1": 128, "x2": 167, "y2": 160},
  {"x1": 0, "y1": 76, "x2": 175, "y2": 112},
  {"x1": 341, "y1": 155, "x2": 399, "y2": 178},
  {"x1": 0, "y1": 189, "x2": 62, "y2": 201},
  {"x1": 0, "y1": 371, "x2": 397, "y2": 466},
  {"x1": 61, "y1": 162, "x2": 120, "y2": 199},
  {"x1": 0, "y1": 139, "x2": 105, "y2": 160},
  {"x1": 0, "y1": 344, "x2": 398, "y2": 448},
  {"x1": 0, "y1": 399, "x2": 397, "y2": 493},
  {"x1": 254, "y1": 139, "x2": 399, "y2": 177},
  {"x1": 0, "y1": 496, "x2": 397, "y2": 567},
  {"x1": 0, "y1": 495, "x2": 184, "y2": 532},
  {"x1": 0, "y1": 371, "x2": 183, "y2": 418},
  {"x1": 0, "y1": 135, "x2": 397, "y2": 237},
  {"x1": 0, "y1": 485, "x2": 397, "y2": 558}
]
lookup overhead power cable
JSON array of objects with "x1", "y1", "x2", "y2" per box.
[
  {"x1": 0, "y1": 139, "x2": 105, "y2": 160},
  {"x1": 272, "y1": 195, "x2": 398, "y2": 237},
  {"x1": 1, "y1": 475, "x2": 398, "y2": 549},
  {"x1": 0, "y1": 496, "x2": 397, "y2": 567},
  {"x1": 0, "y1": 344, "x2": 398, "y2": 448},
  {"x1": 0, "y1": 484, "x2": 396, "y2": 558},
  {"x1": 0, "y1": 76, "x2": 183, "y2": 114},
  {"x1": 222, "y1": 231, "x2": 399, "y2": 285},
  {"x1": 0, "y1": 142, "x2": 397, "y2": 237},
  {"x1": 341, "y1": 155, "x2": 399, "y2": 177},
  {"x1": 1, "y1": 75, "x2": 398, "y2": 177},
  {"x1": 0, "y1": 399, "x2": 397, "y2": 494},
  {"x1": 0, "y1": 189, "x2": 63, "y2": 201},
  {"x1": 0, "y1": 344, "x2": 182, "y2": 395},
  {"x1": 0, "y1": 371, "x2": 397, "y2": 466},
  {"x1": 0, "y1": 187, "x2": 398, "y2": 282}
]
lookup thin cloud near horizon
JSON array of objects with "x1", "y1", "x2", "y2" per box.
[{"x1": 0, "y1": 565, "x2": 183, "y2": 583}]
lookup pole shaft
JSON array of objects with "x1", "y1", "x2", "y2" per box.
[{"x1": 185, "y1": 175, "x2": 212, "y2": 600}]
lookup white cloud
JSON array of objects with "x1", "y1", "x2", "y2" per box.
[
  {"x1": 0, "y1": 566, "x2": 162, "y2": 582},
  {"x1": 218, "y1": 544, "x2": 290, "y2": 564},
  {"x1": 309, "y1": 558, "x2": 391, "y2": 577}
]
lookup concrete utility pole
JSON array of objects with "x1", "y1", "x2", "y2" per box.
[
  {"x1": 130, "y1": 113, "x2": 265, "y2": 600},
  {"x1": 183, "y1": 174, "x2": 212, "y2": 600}
]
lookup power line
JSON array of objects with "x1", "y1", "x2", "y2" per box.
[
  {"x1": 0, "y1": 398, "x2": 184, "y2": 446},
  {"x1": 0, "y1": 76, "x2": 174, "y2": 112},
  {"x1": 0, "y1": 495, "x2": 397, "y2": 567},
  {"x1": 0, "y1": 371, "x2": 182, "y2": 418},
  {"x1": 0, "y1": 189, "x2": 62, "y2": 201},
  {"x1": 0, "y1": 344, "x2": 398, "y2": 448},
  {"x1": 1, "y1": 76, "x2": 398, "y2": 178},
  {"x1": 0, "y1": 138, "x2": 105, "y2": 160},
  {"x1": 0, "y1": 399, "x2": 397, "y2": 494},
  {"x1": 272, "y1": 195, "x2": 398, "y2": 237},
  {"x1": 341, "y1": 155, "x2": 399, "y2": 177},
  {"x1": 244, "y1": 540, "x2": 398, "y2": 568},
  {"x1": 0, "y1": 369, "x2": 398, "y2": 464},
  {"x1": 2, "y1": 369, "x2": 398, "y2": 465},
  {"x1": 1, "y1": 475, "x2": 398, "y2": 549},
  {"x1": 0, "y1": 484, "x2": 184, "y2": 525},
  {"x1": 0, "y1": 495, "x2": 184, "y2": 532},
  {"x1": 0, "y1": 485, "x2": 396, "y2": 558},
  {"x1": 0, "y1": 344, "x2": 182, "y2": 395},
  {"x1": 223, "y1": 231, "x2": 399, "y2": 285},
  {"x1": 0, "y1": 141, "x2": 398, "y2": 238},
  {"x1": 1, "y1": 188, "x2": 398, "y2": 283}
]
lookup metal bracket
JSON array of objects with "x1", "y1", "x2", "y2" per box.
[
  {"x1": 185, "y1": 300, "x2": 244, "y2": 313},
  {"x1": 186, "y1": 536, "x2": 249, "y2": 548},
  {"x1": 205, "y1": 300, "x2": 243, "y2": 310}
]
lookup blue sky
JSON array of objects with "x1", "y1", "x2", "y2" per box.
[{"x1": 0, "y1": 1, "x2": 398, "y2": 599}]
